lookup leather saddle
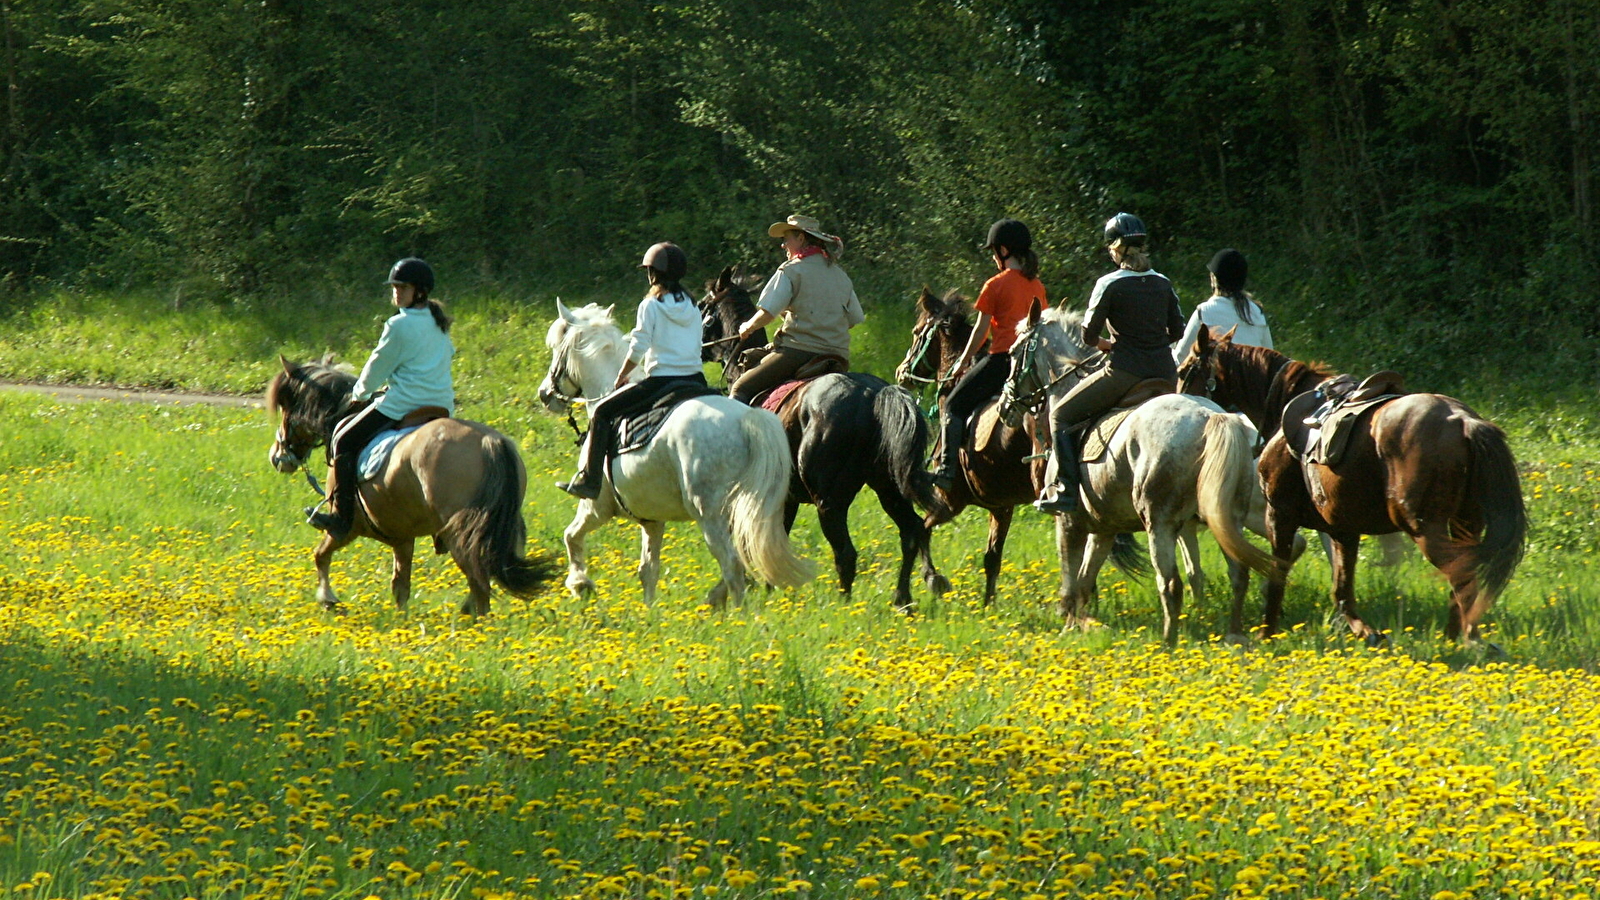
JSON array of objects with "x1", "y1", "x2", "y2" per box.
[
  {"x1": 749, "y1": 355, "x2": 850, "y2": 410},
  {"x1": 1282, "y1": 371, "x2": 1407, "y2": 467}
]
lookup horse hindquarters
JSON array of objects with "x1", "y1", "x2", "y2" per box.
[
  {"x1": 727, "y1": 410, "x2": 816, "y2": 589},
  {"x1": 444, "y1": 432, "x2": 557, "y2": 608}
]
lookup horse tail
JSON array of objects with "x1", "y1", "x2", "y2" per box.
[
  {"x1": 728, "y1": 410, "x2": 816, "y2": 589},
  {"x1": 1197, "y1": 413, "x2": 1285, "y2": 579},
  {"x1": 873, "y1": 384, "x2": 950, "y2": 518},
  {"x1": 1109, "y1": 532, "x2": 1150, "y2": 577},
  {"x1": 453, "y1": 432, "x2": 557, "y2": 599},
  {"x1": 1463, "y1": 417, "x2": 1526, "y2": 609}
]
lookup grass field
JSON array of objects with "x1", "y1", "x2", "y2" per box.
[{"x1": 0, "y1": 289, "x2": 1598, "y2": 899}]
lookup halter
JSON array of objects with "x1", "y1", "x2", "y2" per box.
[
  {"x1": 271, "y1": 413, "x2": 329, "y2": 496},
  {"x1": 543, "y1": 326, "x2": 596, "y2": 441},
  {"x1": 898, "y1": 315, "x2": 948, "y2": 387},
  {"x1": 1001, "y1": 326, "x2": 1104, "y2": 424}
]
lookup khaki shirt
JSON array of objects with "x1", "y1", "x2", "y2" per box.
[{"x1": 757, "y1": 253, "x2": 864, "y2": 356}]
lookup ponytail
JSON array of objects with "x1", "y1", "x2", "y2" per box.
[
  {"x1": 415, "y1": 293, "x2": 452, "y2": 333},
  {"x1": 1227, "y1": 290, "x2": 1258, "y2": 326},
  {"x1": 1016, "y1": 248, "x2": 1040, "y2": 281}
]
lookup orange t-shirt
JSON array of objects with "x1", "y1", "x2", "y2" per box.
[{"x1": 974, "y1": 268, "x2": 1048, "y2": 353}]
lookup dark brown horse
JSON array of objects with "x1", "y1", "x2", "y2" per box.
[
  {"x1": 1177, "y1": 329, "x2": 1527, "y2": 643},
  {"x1": 267, "y1": 357, "x2": 554, "y2": 615},
  {"x1": 894, "y1": 288, "x2": 1146, "y2": 606},
  {"x1": 701, "y1": 268, "x2": 949, "y2": 610}
]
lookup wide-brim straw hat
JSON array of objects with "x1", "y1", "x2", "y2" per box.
[{"x1": 767, "y1": 215, "x2": 844, "y2": 255}]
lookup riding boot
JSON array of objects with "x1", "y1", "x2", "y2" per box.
[
  {"x1": 1034, "y1": 432, "x2": 1081, "y2": 516},
  {"x1": 557, "y1": 434, "x2": 604, "y2": 500},
  {"x1": 930, "y1": 413, "x2": 963, "y2": 492},
  {"x1": 306, "y1": 454, "x2": 357, "y2": 537}
]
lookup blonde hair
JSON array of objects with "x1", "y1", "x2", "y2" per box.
[{"x1": 1111, "y1": 239, "x2": 1151, "y2": 272}]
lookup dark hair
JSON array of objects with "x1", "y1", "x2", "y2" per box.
[
  {"x1": 1008, "y1": 247, "x2": 1040, "y2": 280},
  {"x1": 413, "y1": 290, "x2": 452, "y2": 333},
  {"x1": 1219, "y1": 287, "x2": 1258, "y2": 325}
]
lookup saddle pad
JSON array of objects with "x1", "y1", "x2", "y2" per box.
[
  {"x1": 614, "y1": 382, "x2": 722, "y2": 455},
  {"x1": 1081, "y1": 406, "x2": 1139, "y2": 463},
  {"x1": 759, "y1": 379, "x2": 809, "y2": 414},
  {"x1": 358, "y1": 425, "x2": 423, "y2": 481},
  {"x1": 1306, "y1": 394, "x2": 1403, "y2": 467}
]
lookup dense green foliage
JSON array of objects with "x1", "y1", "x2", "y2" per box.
[{"x1": 4, "y1": 0, "x2": 1597, "y2": 383}]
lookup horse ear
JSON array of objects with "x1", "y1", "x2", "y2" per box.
[
  {"x1": 1028, "y1": 297, "x2": 1043, "y2": 325},
  {"x1": 556, "y1": 297, "x2": 577, "y2": 324},
  {"x1": 279, "y1": 354, "x2": 296, "y2": 377},
  {"x1": 918, "y1": 286, "x2": 940, "y2": 313},
  {"x1": 717, "y1": 265, "x2": 735, "y2": 289},
  {"x1": 603, "y1": 304, "x2": 615, "y2": 321},
  {"x1": 1196, "y1": 326, "x2": 1214, "y2": 351},
  {"x1": 1219, "y1": 325, "x2": 1238, "y2": 346}
]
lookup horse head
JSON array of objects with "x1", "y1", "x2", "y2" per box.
[
  {"x1": 266, "y1": 355, "x2": 356, "y2": 473},
  {"x1": 896, "y1": 287, "x2": 973, "y2": 389},
  {"x1": 538, "y1": 299, "x2": 626, "y2": 411},
  {"x1": 699, "y1": 266, "x2": 765, "y2": 384},
  {"x1": 999, "y1": 304, "x2": 1092, "y2": 427},
  {"x1": 1177, "y1": 324, "x2": 1230, "y2": 400}
]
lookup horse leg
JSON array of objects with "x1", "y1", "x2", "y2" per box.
[
  {"x1": 1054, "y1": 518, "x2": 1089, "y2": 625},
  {"x1": 390, "y1": 539, "x2": 414, "y2": 611},
  {"x1": 816, "y1": 502, "x2": 858, "y2": 598},
  {"x1": 1413, "y1": 522, "x2": 1480, "y2": 642},
  {"x1": 982, "y1": 508, "x2": 1015, "y2": 607},
  {"x1": 563, "y1": 499, "x2": 612, "y2": 599},
  {"x1": 874, "y1": 488, "x2": 937, "y2": 611},
  {"x1": 445, "y1": 535, "x2": 495, "y2": 617},
  {"x1": 1328, "y1": 534, "x2": 1381, "y2": 645},
  {"x1": 1260, "y1": 506, "x2": 1300, "y2": 638},
  {"x1": 698, "y1": 514, "x2": 745, "y2": 610},
  {"x1": 1177, "y1": 522, "x2": 1205, "y2": 610},
  {"x1": 637, "y1": 519, "x2": 666, "y2": 607},
  {"x1": 313, "y1": 531, "x2": 355, "y2": 612},
  {"x1": 1077, "y1": 532, "x2": 1115, "y2": 629},
  {"x1": 1149, "y1": 524, "x2": 1185, "y2": 646}
]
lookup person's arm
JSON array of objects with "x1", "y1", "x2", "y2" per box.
[
  {"x1": 613, "y1": 358, "x2": 638, "y2": 390},
  {"x1": 952, "y1": 311, "x2": 993, "y2": 380},
  {"x1": 1259, "y1": 315, "x2": 1274, "y2": 350},
  {"x1": 844, "y1": 290, "x2": 865, "y2": 328},
  {"x1": 1165, "y1": 285, "x2": 1185, "y2": 343},
  {"x1": 740, "y1": 269, "x2": 792, "y2": 339},
  {"x1": 1082, "y1": 280, "x2": 1112, "y2": 352},
  {"x1": 351, "y1": 319, "x2": 403, "y2": 401},
  {"x1": 1173, "y1": 309, "x2": 1202, "y2": 364}
]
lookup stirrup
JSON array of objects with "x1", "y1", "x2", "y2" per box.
[
  {"x1": 557, "y1": 479, "x2": 602, "y2": 500},
  {"x1": 305, "y1": 508, "x2": 350, "y2": 536},
  {"x1": 1033, "y1": 493, "x2": 1078, "y2": 516},
  {"x1": 929, "y1": 469, "x2": 955, "y2": 492}
]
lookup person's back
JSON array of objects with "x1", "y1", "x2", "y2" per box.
[{"x1": 1173, "y1": 248, "x2": 1272, "y2": 362}]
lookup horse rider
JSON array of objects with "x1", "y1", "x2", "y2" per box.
[
  {"x1": 1172, "y1": 247, "x2": 1273, "y2": 363},
  {"x1": 307, "y1": 257, "x2": 455, "y2": 537},
  {"x1": 930, "y1": 218, "x2": 1049, "y2": 491},
  {"x1": 730, "y1": 214, "x2": 865, "y2": 404},
  {"x1": 1034, "y1": 213, "x2": 1184, "y2": 515},
  {"x1": 557, "y1": 242, "x2": 707, "y2": 500}
]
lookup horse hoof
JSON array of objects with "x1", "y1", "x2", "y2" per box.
[
  {"x1": 320, "y1": 601, "x2": 345, "y2": 616},
  {"x1": 566, "y1": 576, "x2": 596, "y2": 599},
  {"x1": 1363, "y1": 629, "x2": 1390, "y2": 649},
  {"x1": 1224, "y1": 632, "x2": 1250, "y2": 647},
  {"x1": 1480, "y1": 641, "x2": 1506, "y2": 659},
  {"x1": 926, "y1": 574, "x2": 952, "y2": 596}
]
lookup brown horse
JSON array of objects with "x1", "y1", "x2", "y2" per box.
[
  {"x1": 894, "y1": 288, "x2": 1146, "y2": 605},
  {"x1": 1176, "y1": 329, "x2": 1527, "y2": 644},
  {"x1": 266, "y1": 357, "x2": 554, "y2": 615}
]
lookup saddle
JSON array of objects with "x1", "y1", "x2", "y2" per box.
[
  {"x1": 613, "y1": 381, "x2": 722, "y2": 455},
  {"x1": 356, "y1": 406, "x2": 451, "y2": 481},
  {"x1": 1075, "y1": 378, "x2": 1174, "y2": 462},
  {"x1": 750, "y1": 355, "x2": 850, "y2": 411},
  {"x1": 1282, "y1": 371, "x2": 1407, "y2": 468}
]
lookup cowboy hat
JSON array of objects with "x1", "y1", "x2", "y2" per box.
[{"x1": 767, "y1": 214, "x2": 836, "y2": 241}]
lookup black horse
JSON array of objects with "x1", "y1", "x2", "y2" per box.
[{"x1": 700, "y1": 267, "x2": 949, "y2": 610}]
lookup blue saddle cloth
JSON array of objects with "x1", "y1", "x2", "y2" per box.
[{"x1": 358, "y1": 425, "x2": 423, "y2": 481}]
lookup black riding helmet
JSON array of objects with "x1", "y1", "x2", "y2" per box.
[
  {"x1": 984, "y1": 218, "x2": 1032, "y2": 257},
  {"x1": 1207, "y1": 248, "x2": 1248, "y2": 292},
  {"x1": 640, "y1": 242, "x2": 688, "y2": 283},
  {"x1": 1103, "y1": 212, "x2": 1147, "y2": 246},
  {"x1": 385, "y1": 257, "x2": 435, "y2": 294}
]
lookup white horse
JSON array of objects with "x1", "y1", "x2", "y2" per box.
[
  {"x1": 1001, "y1": 304, "x2": 1286, "y2": 644},
  {"x1": 537, "y1": 300, "x2": 814, "y2": 607}
]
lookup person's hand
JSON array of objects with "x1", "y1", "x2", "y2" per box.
[
  {"x1": 1095, "y1": 338, "x2": 1114, "y2": 353},
  {"x1": 951, "y1": 358, "x2": 971, "y2": 381}
]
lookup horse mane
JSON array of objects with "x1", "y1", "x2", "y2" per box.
[
  {"x1": 1220, "y1": 342, "x2": 1336, "y2": 402},
  {"x1": 1018, "y1": 307, "x2": 1091, "y2": 360},
  {"x1": 267, "y1": 357, "x2": 357, "y2": 430}
]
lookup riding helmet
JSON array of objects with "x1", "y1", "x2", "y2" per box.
[
  {"x1": 640, "y1": 242, "x2": 689, "y2": 282},
  {"x1": 984, "y1": 218, "x2": 1033, "y2": 256},
  {"x1": 1103, "y1": 212, "x2": 1147, "y2": 245},
  {"x1": 1207, "y1": 248, "x2": 1248, "y2": 292},
  {"x1": 385, "y1": 257, "x2": 435, "y2": 293}
]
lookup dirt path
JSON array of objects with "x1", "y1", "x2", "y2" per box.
[{"x1": 0, "y1": 381, "x2": 263, "y2": 409}]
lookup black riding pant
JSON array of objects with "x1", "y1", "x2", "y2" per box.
[
  {"x1": 325, "y1": 404, "x2": 399, "y2": 523},
  {"x1": 938, "y1": 353, "x2": 1010, "y2": 473},
  {"x1": 576, "y1": 372, "x2": 708, "y2": 485}
]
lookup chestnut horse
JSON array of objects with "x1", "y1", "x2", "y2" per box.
[
  {"x1": 700, "y1": 268, "x2": 949, "y2": 610},
  {"x1": 267, "y1": 358, "x2": 554, "y2": 614},
  {"x1": 895, "y1": 288, "x2": 1148, "y2": 606},
  {"x1": 1176, "y1": 329, "x2": 1527, "y2": 643}
]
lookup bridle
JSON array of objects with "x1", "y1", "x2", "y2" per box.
[
  {"x1": 1000, "y1": 326, "x2": 1105, "y2": 426},
  {"x1": 542, "y1": 326, "x2": 593, "y2": 441},
  {"x1": 271, "y1": 411, "x2": 330, "y2": 496},
  {"x1": 898, "y1": 314, "x2": 949, "y2": 388}
]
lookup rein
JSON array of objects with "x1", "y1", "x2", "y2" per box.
[
  {"x1": 545, "y1": 328, "x2": 594, "y2": 441},
  {"x1": 1009, "y1": 332, "x2": 1106, "y2": 414}
]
